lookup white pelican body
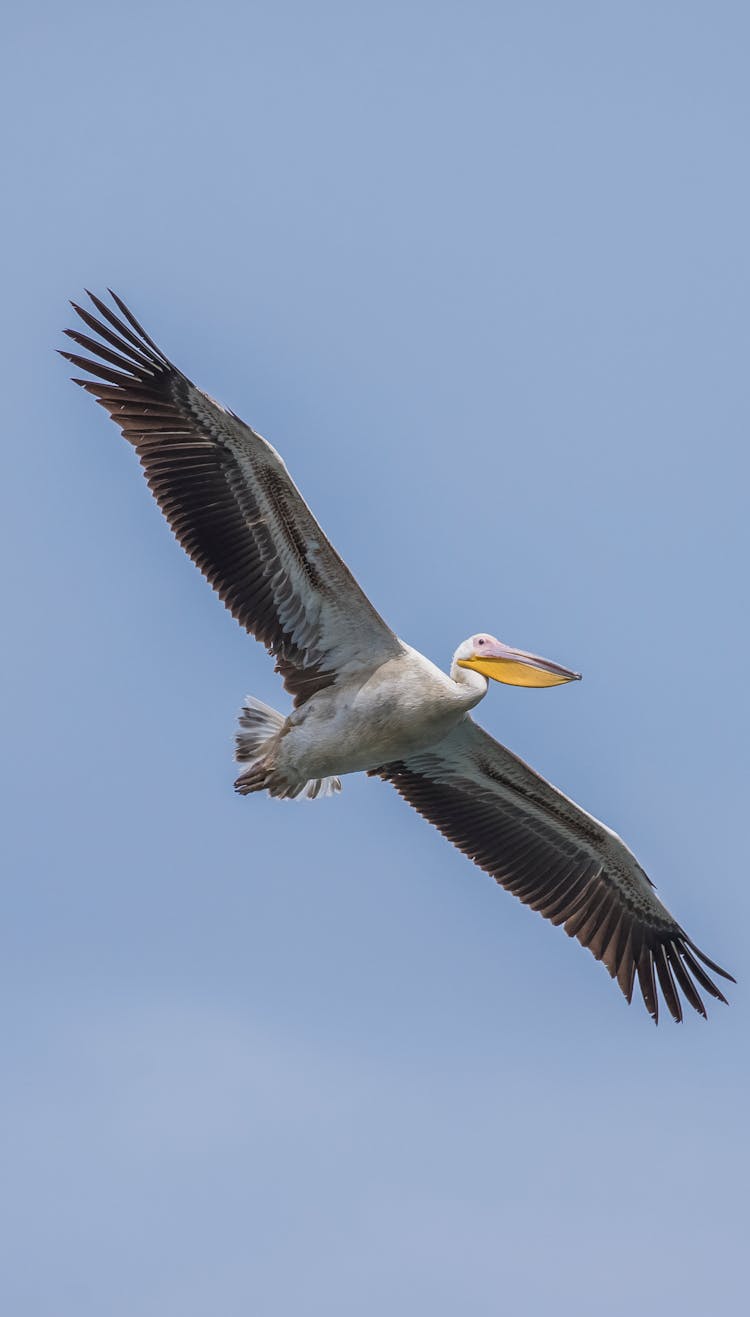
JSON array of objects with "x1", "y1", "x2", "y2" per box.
[
  {"x1": 61, "y1": 291, "x2": 734, "y2": 1023},
  {"x1": 247, "y1": 646, "x2": 482, "y2": 793}
]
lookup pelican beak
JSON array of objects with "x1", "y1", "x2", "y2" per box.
[{"x1": 458, "y1": 640, "x2": 581, "y2": 688}]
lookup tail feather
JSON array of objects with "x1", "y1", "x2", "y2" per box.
[
  {"x1": 235, "y1": 696, "x2": 285, "y2": 764},
  {"x1": 234, "y1": 696, "x2": 342, "y2": 800},
  {"x1": 234, "y1": 772, "x2": 342, "y2": 799}
]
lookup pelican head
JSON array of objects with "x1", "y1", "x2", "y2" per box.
[{"x1": 453, "y1": 633, "x2": 581, "y2": 688}]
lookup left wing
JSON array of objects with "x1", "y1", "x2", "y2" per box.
[
  {"x1": 60, "y1": 291, "x2": 404, "y2": 705},
  {"x1": 374, "y1": 718, "x2": 733, "y2": 1022}
]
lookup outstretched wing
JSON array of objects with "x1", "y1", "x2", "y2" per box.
[
  {"x1": 61, "y1": 291, "x2": 403, "y2": 704},
  {"x1": 375, "y1": 718, "x2": 733, "y2": 1022}
]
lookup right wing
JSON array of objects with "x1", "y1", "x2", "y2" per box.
[{"x1": 375, "y1": 718, "x2": 734, "y2": 1022}]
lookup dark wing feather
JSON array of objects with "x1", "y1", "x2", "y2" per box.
[
  {"x1": 61, "y1": 291, "x2": 402, "y2": 704},
  {"x1": 374, "y1": 719, "x2": 733, "y2": 1022}
]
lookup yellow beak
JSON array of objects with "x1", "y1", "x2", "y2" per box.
[{"x1": 457, "y1": 649, "x2": 581, "y2": 688}]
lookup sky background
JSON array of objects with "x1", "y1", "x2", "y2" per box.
[{"x1": 2, "y1": 2, "x2": 749, "y2": 1313}]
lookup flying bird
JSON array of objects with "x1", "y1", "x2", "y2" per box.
[{"x1": 61, "y1": 291, "x2": 733, "y2": 1023}]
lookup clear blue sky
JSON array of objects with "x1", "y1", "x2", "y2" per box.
[{"x1": 2, "y1": 3, "x2": 748, "y2": 1313}]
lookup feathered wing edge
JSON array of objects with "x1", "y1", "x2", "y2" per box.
[
  {"x1": 60, "y1": 290, "x2": 402, "y2": 706},
  {"x1": 373, "y1": 731, "x2": 734, "y2": 1023}
]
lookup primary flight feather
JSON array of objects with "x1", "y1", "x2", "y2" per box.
[{"x1": 61, "y1": 290, "x2": 734, "y2": 1023}]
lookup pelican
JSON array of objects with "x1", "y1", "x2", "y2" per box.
[{"x1": 61, "y1": 290, "x2": 734, "y2": 1023}]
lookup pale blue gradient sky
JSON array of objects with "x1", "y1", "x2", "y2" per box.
[{"x1": 2, "y1": 3, "x2": 749, "y2": 1314}]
